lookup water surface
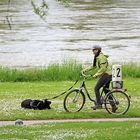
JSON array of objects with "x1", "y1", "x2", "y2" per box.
[{"x1": 0, "y1": 0, "x2": 140, "y2": 68}]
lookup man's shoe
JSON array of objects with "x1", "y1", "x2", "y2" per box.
[{"x1": 91, "y1": 104, "x2": 102, "y2": 110}]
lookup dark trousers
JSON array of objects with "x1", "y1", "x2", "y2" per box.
[{"x1": 94, "y1": 74, "x2": 112, "y2": 105}]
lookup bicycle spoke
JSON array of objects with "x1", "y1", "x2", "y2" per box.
[
  {"x1": 64, "y1": 89, "x2": 85, "y2": 112},
  {"x1": 105, "y1": 90, "x2": 130, "y2": 115}
]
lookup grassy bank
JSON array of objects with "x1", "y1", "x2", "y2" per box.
[
  {"x1": 122, "y1": 63, "x2": 140, "y2": 78},
  {"x1": 0, "y1": 78, "x2": 140, "y2": 121},
  {"x1": 0, "y1": 60, "x2": 82, "y2": 82},
  {"x1": 0, "y1": 121, "x2": 140, "y2": 140},
  {"x1": 0, "y1": 61, "x2": 139, "y2": 82}
]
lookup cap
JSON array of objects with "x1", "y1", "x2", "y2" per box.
[{"x1": 92, "y1": 45, "x2": 102, "y2": 51}]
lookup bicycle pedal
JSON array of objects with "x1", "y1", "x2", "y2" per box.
[
  {"x1": 91, "y1": 107, "x2": 96, "y2": 110},
  {"x1": 91, "y1": 105, "x2": 102, "y2": 110}
]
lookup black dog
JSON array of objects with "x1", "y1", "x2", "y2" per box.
[
  {"x1": 21, "y1": 99, "x2": 32, "y2": 109},
  {"x1": 21, "y1": 99, "x2": 51, "y2": 110}
]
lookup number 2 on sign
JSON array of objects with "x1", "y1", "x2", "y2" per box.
[
  {"x1": 117, "y1": 68, "x2": 121, "y2": 77},
  {"x1": 113, "y1": 68, "x2": 121, "y2": 78}
]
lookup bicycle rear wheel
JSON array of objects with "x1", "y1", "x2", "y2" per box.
[
  {"x1": 63, "y1": 89, "x2": 85, "y2": 112},
  {"x1": 105, "y1": 90, "x2": 130, "y2": 115}
]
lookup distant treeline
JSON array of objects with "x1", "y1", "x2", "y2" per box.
[{"x1": 0, "y1": 61, "x2": 139, "y2": 82}]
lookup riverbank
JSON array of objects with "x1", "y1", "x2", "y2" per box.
[{"x1": 0, "y1": 62, "x2": 139, "y2": 82}]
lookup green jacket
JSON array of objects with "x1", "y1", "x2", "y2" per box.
[{"x1": 83, "y1": 52, "x2": 112, "y2": 77}]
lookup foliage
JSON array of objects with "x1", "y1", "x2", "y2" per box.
[{"x1": 31, "y1": 0, "x2": 48, "y2": 21}]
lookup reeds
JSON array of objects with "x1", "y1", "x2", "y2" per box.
[
  {"x1": 0, "y1": 60, "x2": 82, "y2": 82},
  {"x1": 0, "y1": 61, "x2": 139, "y2": 82},
  {"x1": 122, "y1": 63, "x2": 140, "y2": 78}
]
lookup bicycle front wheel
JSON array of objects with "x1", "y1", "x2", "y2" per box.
[
  {"x1": 63, "y1": 89, "x2": 85, "y2": 112},
  {"x1": 105, "y1": 90, "x2": 130, "y2": 115}
]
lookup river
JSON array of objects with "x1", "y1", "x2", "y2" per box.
[{"x1": 0, "y1": 0, "x2": 140, "y2": 68}]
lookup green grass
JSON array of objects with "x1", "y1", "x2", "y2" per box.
[
  {"x1": 0, "y1": 60, "x2": 82, "y2": 82},
  {"x1": 0, "y1": 78, "x2": 140, "y2": 121},
  {"x1": 0, "y1": 121, "x2": 140, "y2": 140},
  {"x1": 0, "y1": 61, "x2": 139, "y2": 82},
  {"x1": 122, "y1": 63, "x2": 140, "y2": 78}
]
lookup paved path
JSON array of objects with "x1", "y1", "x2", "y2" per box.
[{"x1": 0, "y1": 118, "x2": 140, "y2": 126}]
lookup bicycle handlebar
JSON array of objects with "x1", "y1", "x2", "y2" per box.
[{"x1": 80, "y1": 73, "x2": 92, "y2": 78}]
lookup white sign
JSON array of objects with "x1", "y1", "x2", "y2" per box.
[{"x1": 112, "y1": 65, "x2": 122, "y2": 81}]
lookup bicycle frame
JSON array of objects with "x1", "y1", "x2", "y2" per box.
[
  {"x1": 64, "y1": 74, "x2": 131, "y2": 115},
  {"x1": 78, "y1": 77, "x2": 105, "y2": 104}
]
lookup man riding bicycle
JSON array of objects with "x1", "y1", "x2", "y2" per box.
[{"x1": 81, "y1": 45, "x2": 117, "y2": 111}]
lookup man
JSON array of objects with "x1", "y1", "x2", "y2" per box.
[{"x1": 81, "y1": 45, "x2": 113, "y2": 110}]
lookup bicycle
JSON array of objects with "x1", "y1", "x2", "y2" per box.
[{"x1": 63, "y1": 74, "x2": 131, "y2": 115}]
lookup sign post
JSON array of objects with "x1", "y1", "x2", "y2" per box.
[{"x1": 112, "y1": 65, "x2": 123, "y2": 89}]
